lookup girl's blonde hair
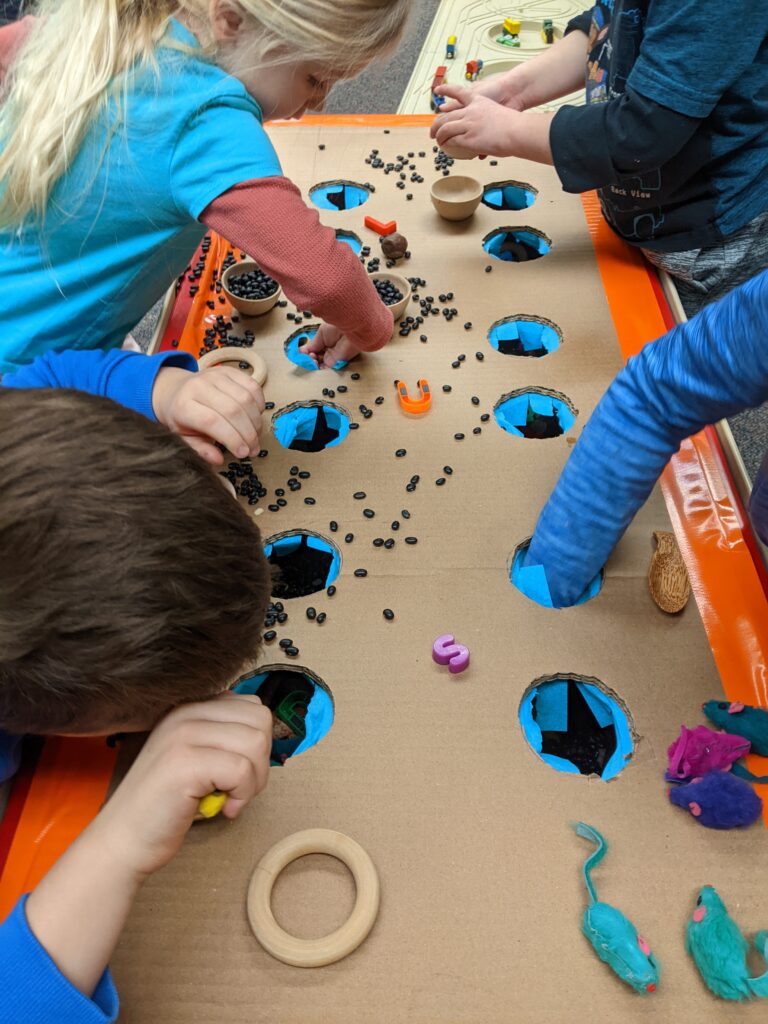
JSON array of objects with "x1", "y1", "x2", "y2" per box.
[{"x1": 0, "y1": 0, "x2": 409, "y2": 229}]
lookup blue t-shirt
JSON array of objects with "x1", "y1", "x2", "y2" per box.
[
  {"x1": 552, "y1": 2, "x2": 768, "y2": 251},
  {"x1": 0, "y1": 18, "x2": 282, "y2": 373}
]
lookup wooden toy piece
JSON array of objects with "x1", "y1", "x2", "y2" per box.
[
  {"x1": 430, "y1": 65, "x2": 448, "y2": 111},
  {"x1": 197, "y1": 345, "x2": 268, "y2": 387},
  {"x1": 432, "y1": 634, "x2": 470, "y2": 674},
  {"x1": 364, "y1": 215, "x2": 397, "y2": 236},
  {"x1": 396, "y1": 378, "x2": 431, "y2": 415},
  {"x1": 446, "y1": 35, "x2": 457, "y2": 59},
  {"x1": 648, "y1": 529, "x2": 690, "y2": 613},
  {"x1": 247, "y1": 828, "x2": 381, "y2": 968},
  {"x1": 197, "y1": 790, "x2": 227, "y2": 819},
  {"x1": 430, "y1": 175, "x2": 483, "y2": 219},
  {"x1": 542, "y1": 19, "x2": 555, "y2": 44},
  {"x1": 368, "y1": 270, "x2": 410, "y2": 321},
  {"x1": 465, "y1": 59, "x2": 483, "y2": 82}
]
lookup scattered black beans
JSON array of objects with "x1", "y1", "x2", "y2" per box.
[
  {"x1": 481, "y1": 413, "x2": 490, "y2": 422},
  {"x1": 298, "y1": 471, "x2": 311, "y2": 480},
  {"x1": 436, "y1": 477, "x2": 446, "y2": 486},
  {"x1": 454, "y1": 433, "x2": 465, "y2": 441},
  {"x1": 304, "y1": 497, "x2": 316, "y2": 505},
  {"x1": 443, "y1": 466, "x2": 453, "y2": 475},
  {"x1": 391, "y1": 520, "x2": 400, "y2": 530},
  {"x1": 354, "y1": 569, "x2": 368, "y2": 578},
  {"x1": 401, "y1": 509, "x2": 411, "y2": 519},
  {"x1": 372, "y1": 278, "x2": 404, "y2": 306},
  {"x1": 351, "y1": 372, "x2": 361, "y2": 380},
  {"x1": 285, "y1": 646, "x2": 299, "y2": 657},
  {"x1": 373, "y1": 538, "x2": 384, "y2": 547},
  {"x1": 375, "y1": 396, "x2": 385, "y2": 406},
  {"x1": 279, "y1": 638, "x2": 293, "y2": 649},
  {"x1": 464, "y1": 322, "x2": 473, "y2": 330},
  {"x1": 475, "y1": 352, "x2": 485, "y2": 361},
  {"x1": 442, "y1": 385, "x2": 452, "y2": 393},
  {"x1": 473, "y1": 427, "x2": 482, "y2": 435},
  {"x1": 384, "y1": 539, "x2": 395, "y2": 549},
  {"x1": 395, "y1": 448, "x2": 407, "y2": 457},
  {"x1": 471, "y1": 396, "x2": 480, "y2": 405},
  {"x1": 405, "y1": 537, "x2": 418, "y2": 545}
]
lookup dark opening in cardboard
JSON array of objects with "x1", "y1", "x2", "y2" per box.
[
  {"x1": 494, "y1": 388, "x2": 577, "y2": 439},
  {"x1": 310, "y1": 180, "x2": 370, "y2": 211},
  {"x1": 510, "y1": 538, "x2": 603, "y2": 608},
  {"x1": 284, "y1": 326, "x2": 348, "y2": 373},
  {"x1": 335, "y1": 229, "x2": 363, "y2": 254},
  {"x1": 273, "y1": 401, "x2": 351, "y2": 453},
  {"x1": 483, "y1": 226, "x2": 551, "y2": 262},
  {"x1": 482, "y1": 180, "x2": 537, "y2": 212},
  {"x1": 488, "y1": 315, "x2": 561, "y2": 357},
  {"x1": 234, "y1": 666, "x2": 334, "y2": 765},
  {"x1": 519, "y1": 675, "x2": 634, "y2": 781},
  {"x1": 264, "y1": 531, "x2": 341, "y2": 599}
]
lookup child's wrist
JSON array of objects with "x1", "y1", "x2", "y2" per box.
[{"x1": 151, "y1": 366, "x2": 188, "y2": 424}]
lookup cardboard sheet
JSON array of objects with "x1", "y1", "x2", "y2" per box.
[{"x1": 113, "y1": 126, "x2": 768, "y2": 1022}]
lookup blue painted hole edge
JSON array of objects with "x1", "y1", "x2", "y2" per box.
[
  {"x1": 309, "y1": 180, "x2": 371, "y2": 212},
  {"x1": 482, "y1": 226, "x2": 551, "y2": 262},
  {"x1": 284, "y1": 326, "x2": 348, "y2": 373},
  {"x1": 494, "y1": 387, "x2": 577, "y2": 439},
  {"x1": 488, "y1": 315, "x2": 561, "y2": 357},
  {"x1": 264, "y1": 530, "x2": 341, "y2": 599},
  {"x1": 272, "y1": 401, "x2": 352, "y2": 453},
  {"x1": 481, "y1": 180, "x2": 538, "y2": 212}
]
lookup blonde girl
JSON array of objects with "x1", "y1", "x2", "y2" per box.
[{"x1": 0, "y1": 1, "x2": 409, "y2": 373}]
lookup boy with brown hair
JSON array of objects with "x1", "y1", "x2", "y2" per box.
[{"x1": 0, "y1": 349, "x2": 274, "y2": 1021}]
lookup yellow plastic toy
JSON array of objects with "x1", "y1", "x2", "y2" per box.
[
  {"x1": 503, "y1": 18, "x2": 521, "y2": 35},
  {"x1": 197, "y1": 790, "x2": 227, "y2": 819}
]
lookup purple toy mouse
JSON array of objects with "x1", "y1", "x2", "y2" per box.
[
  {"x1": 666, "y1": 725, "x2": 750, "y2": 782},
  {"x1": 669, "y1": 771, "x2": 763, "y2": 829}
]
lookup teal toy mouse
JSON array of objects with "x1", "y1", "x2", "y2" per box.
[
  {"x1": 686, "y1": 886, "x2": 768, "y2": 1000},
  {"x1": 574, "y1": 823, "x2": 660, "y2": 994},
  {"x1": 702, "y1": 700, "x2": 768, "y2": 757}
]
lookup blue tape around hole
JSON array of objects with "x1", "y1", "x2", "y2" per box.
[
  {"x1": 310, "y1": 183, "x2": 370, "y2": 211},
  {"x1": 519, "y1": 679, "x2": 633, "y2": 781},
  {"x1": 484, "y1": 229, "x2": 550, "y2": 261},
  {"x1": 285, "y1": 328, "x2": 348, "y2": 372},
  {"x1": 335, "y1": 231, "x2": 363, "y2": 255},
  {"x1": 273, "y1": 404, "x2": 351, "y2": 451},
  {"x1": 511, "y1": 541, "x2": 601, "y2": 608},
  {"x1": 495, "y1": 392, "x2": 576, "y2": 437},
  {"x1": 233, "y1": 671, "x2": 334, "y2": 758},
  {"x1": 264, "y1": 533, "x2": 341, "y2": 589},
  {"x1": 482, "y1": 184, "x2": 536, "y2": 211},
  {"x1": 489, "y1": 319, "x2": 560, "y2": 355}
]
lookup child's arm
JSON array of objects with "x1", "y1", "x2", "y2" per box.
[
  {"x1": 524, "y1": 269, "x2": 768, "y2": 607},
  {"x1": 3, "y1": 349, "x2": 265, "y2": 463},
  {"x1": 0, "y1": 693, "x2": 272, "y2": 1022},
  {"x1": 201, "y1": 177, "x2": 394, "y2": 360}
]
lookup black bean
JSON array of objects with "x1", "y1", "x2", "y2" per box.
[
  {"x1": 395, "y1": 449, "x2": 407, "y2": 458},
  {"x1": 391, "y1": 520, "x2": 400, "y2": 530},
  {"x1": 401, "y1": 509, "x2": 411, "y2": 519},
  {"x1": 277, "y1": 612, "x2": 288, "y2": 623},
  {"x1": 263, "y1": 630, "x2": 277, "y2": 642},
  {"x1": 464, "y1": 322, "x2": 472, "y2": 330},
  {"x1": 443, "y1": 466, "x2": 453, "y2": 475},
  {"x1": 351, "y1": 372, "x2": 361, "y2": 380},
  {"x1": 306, "y1": 607, "x2": 317, "y2": 620},
  {"x1": 375, "y1": 396, "x2": 385, "y2": 405},
  {"x1": 285, "y1": 646, "x2": 299, "y2": 657},
  {"x1": 354, "y1": 569, "x2": 368, "y2": 578},
  {"x1": 373, "y1": 538, "x2": 384, "y2": 547},
  {"x1": 345, "y1": 533, "x2": 354, "y2": 543},
  {"x1": 451, "y1": 360, "x2": 461, "y2": 369},
  {"x1": 316, "y1": 612, "x2": 327, "y2": 624},
  {"x1": 473, "y1": 427, "x2": 482, "y2": 435},
  {"x1": 436, "y1": 477, "x2": 446, "y2": 486},
  {"x1": 481, "y1": 413, "x2": 490, "y2": 422},
  {"x1": 298, "y1": 471, "x2": 311, "y2": 480},
  {"x1": 304, "y1": 497, "x2": 316, "y2": 505},
  {"x1": 475, "y1": 352, "x2": 485, "y2": 361},
  {"x1": 383, "y1": 609, "x2": 395, "y2": 620},
  {"x1": 279, "y1": 638, "x2": 293, "y2": 649},
  {"x1": 329, "y1": 520, "x2": 338, "y2": 532},
  {"x1": 454, "y1": 433, "x2": 465, "y2": 441},
  {"x1": 363, "y1": 509, "x2": 375, "y2": 519},
  {"x1": 327, "y1": 585, "x2": 337, "y2": 597},
  {"x1": 442, "y1": 385, "x2": 452, "y2": 393},
  {"x1": 471, "y1": 396, "x2": 480, "y2": 405},
  {"x1": 354, "y1": 491, "x2": 366, "y2": 500},
  {"x1": 276, "y1": 498, "x2": 287, "y2": 507},
  {"x1": 290, "y1": 465, "x2": 299, "y2": 475}
]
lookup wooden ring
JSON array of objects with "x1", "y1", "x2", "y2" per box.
[
  {"x1": 247, "y1": 828, "x2": 380, "y2": 968},
  {"x1": 197, "y1": 346, "x2": 268, "y2": 386}
]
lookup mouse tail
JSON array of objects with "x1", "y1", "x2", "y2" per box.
[
  {"x1": 573, "y1": 822, "x2": 607, "y2": 904},
  {"x1": 731, "y1": 763, "x2": 768, "y2": 784}
]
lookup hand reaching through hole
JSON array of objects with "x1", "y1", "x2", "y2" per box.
[{"x1": 299, "y1": 323, "x2": 364, "y2": 368}]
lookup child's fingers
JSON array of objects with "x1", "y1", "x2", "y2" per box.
[
  {"x1": 187, "y1": 399, "x2": 257, "y2": 458},
  {"x1": 182, "y1": 434, "x2": 226, "y2": 465},
  {"x1": 164, "y1": 691, "x2": 270, "y2": 728},
  {"x1": 435, "y1": 120, "x2": 471, "y2": 149},
  {"x1": 207, "y1": 374, "x2": 264, "y2": 440},
  {"x1": 430, "y1": 106, "x2": 464, "y2": 138},
  {"x1": 206, "y1": 367, "x2": 266, "y2": 414},
  {"x1": 435, "y1": 83, "x2": 473, "y2": 106},
  {"x1": 190, "y1": 748, "x2": 265, "y2": 816}
]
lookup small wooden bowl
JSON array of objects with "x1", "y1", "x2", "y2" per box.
[
  {"x1": 221, "y1": 260, "x2": 282, "y2": 317},
  {"x1": 440, "y1": 142, "x2": 477, "y2": 160},
  {"x1": 430, "y1": 175, "x2": 483, "y2": 221},
  {"x1": 368, "y1": 270, "x2": 411, "y2": 322}
]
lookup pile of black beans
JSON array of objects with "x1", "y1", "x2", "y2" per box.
[
  {"x1": 227, "y1": 266, "x2": 279, "y2": 300},
  {"x1": 373, "y1": 277, "x2": 404, "y2": 306}
]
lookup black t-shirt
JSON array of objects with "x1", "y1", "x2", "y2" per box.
[{"x1": 550, "y1": 2, "x2": 768, "y2": 252}]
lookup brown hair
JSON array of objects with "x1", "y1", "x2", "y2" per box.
[{"x1": 0, "y1": 387, "x2": 270, "y2": 734}]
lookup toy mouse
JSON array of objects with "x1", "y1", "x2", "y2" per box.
[
  {"x1": 666, "y1": 725, "x2": 750, "y2": 782},
  {"x1": 686, "y1": 886, "x2": 768, "y2": 1000},
  {"x1": 573, "y1": 823, "x2": 660, "y2": 994},
  {"x1": 703, "y1": 700, "x2": 768, "y2": 756},
  {"x1": 668, "y1": 770, "x2": 763, "y2": 829}
]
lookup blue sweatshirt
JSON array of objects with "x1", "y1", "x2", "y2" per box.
[{"x1": 0, "y1": 346, "x2": 195, "y2": 1023}]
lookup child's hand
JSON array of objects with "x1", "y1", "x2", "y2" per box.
[
  {"x1": 431, "y1": 86, "x2": 520, "y2": 157},
  {"x1": 93, "y1": 693, "x2": 273, "y2": 880},
  {"x1": 152, "y1": 365, "x2": 265, "y2": 463},
  {"x1": 300, "y1": 324, "x2": 365, "y2": 368},
  {"x1": 435, "y1": 79, "x2": 527, "y2": 113}
]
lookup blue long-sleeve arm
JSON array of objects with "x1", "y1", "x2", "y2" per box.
[
  {"x1": 0, "y1": 897, "x2": 118, "y2": 1023},
  {"x1": 2, "y1": 348, "x2": 196, "y2": 419},
  {"x1": 526, "y1": 269, "x2": 768, "y2": 607}
]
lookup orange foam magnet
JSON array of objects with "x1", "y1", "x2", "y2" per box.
[
  {"x1": 396, "y1": 378, "x2": 431, "y2": 415},
  {"x1": 364, "y1": 216, "x2": 397, "y2": 236}
]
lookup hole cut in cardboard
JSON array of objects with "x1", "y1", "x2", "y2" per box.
[
  {"x1": 482, "y1": 180, "x2": 537, "y2": 212},
  {"x1": 488, "y1": 315, "x2": 561, "y2": 357},
  {"x1": 284, "y1": 326, "x2": 349, "y2": 373},
  {"x1": 335, "y1": 229, "x2": 363, "y2": 254},
  {"x1": 273, "y1": 402, "x2": 351, "y2": 453},
  {"x1": 310, "y1": 181, "x2": 370, "y2": 211},
  {"x1": 265, "y1": 531, "x2": 341, "y2": 599},
  {"x1": 483, "y1": 226, "x2": 551, "y2": 262},
  {"x1": 519, "y1": 674, "x2": 635, "y2": 781},
  {"x1": 494, "y1": 387, "x2": 577, "y2": 439},
  {"x1": 509, "y1": 537, "x2": 603, "y2": 608},
  {"x1": 234, "y1": 666, "x2": 334, "y2": 765}
]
